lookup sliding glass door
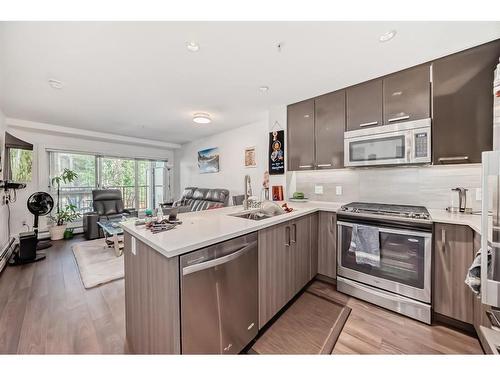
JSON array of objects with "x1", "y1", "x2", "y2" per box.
[
  {"x1": 100, "y1": 157, "x2": 137, "y2": 209},
  {"x1": 49, "y1": 151, "x2": 170, "y2": 218}
]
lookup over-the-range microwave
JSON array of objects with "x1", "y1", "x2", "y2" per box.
[{"x1": 344, "y1": 118, "x2": 431, "y2": 167}]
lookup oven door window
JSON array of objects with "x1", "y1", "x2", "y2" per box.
[
  {"x1": 340, "y1": 225, "x2": 425, "y2": 289},
  {"x1": 349, "y1": 135, "x2": 406, "y2": 162}
]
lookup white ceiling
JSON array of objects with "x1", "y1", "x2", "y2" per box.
[{"x1": 0, "y1": 21, "x2": 499, "y2": 145}]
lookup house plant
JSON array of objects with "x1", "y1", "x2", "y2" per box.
[{"x1": 48, "y1": 168, "x2": 80, "y2": 240}]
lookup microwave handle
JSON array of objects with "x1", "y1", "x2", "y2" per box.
[{"x1": 406, "y1": 131, "x2": 413, "y2": 162}]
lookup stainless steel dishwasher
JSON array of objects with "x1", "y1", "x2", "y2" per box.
[{"x1": 180, "y1": 232, "x2": 258, "y2": 354}]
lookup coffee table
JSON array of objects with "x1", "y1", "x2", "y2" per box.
[{"x1": 97, "y1": 220, "x2": 125, "y2": 257}]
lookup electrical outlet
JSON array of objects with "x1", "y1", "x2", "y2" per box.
[
  {"x1": 314, "y1": 185, "x2": 324, "y2": 195},
  {"x1": 336, "y1": 186, "x2": 343, "y2": 196},
  {"x1": 476, "y1": 188, "x2": 482, "y2": 201}
]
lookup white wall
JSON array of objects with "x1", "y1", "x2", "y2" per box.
[
  {"x1": 0, "y1": 108, "x2": 9, "y2": 249},
  {"x1": 5, "y1": 124, "x2": 175, "y2": 235},
  {"x1": 293, "y1": 164, "x2": 483, "y2": 210},
  {"x1": 175, "y1": 119, "x2": 270, "y2": 202}
]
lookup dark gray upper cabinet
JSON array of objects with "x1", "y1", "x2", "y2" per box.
[
  {"x1": 346, "y1": 79, "x2": 383, "y2": 131},
  {"x1": 287, "y1": 99, "x2": 315, "y2": 171},
  {"x1": 314, "y1": 90, "x2": 346, "y2": 169},
  {"x1": 433, "y1": 39, "x2": 500, "y2": 164},
  {"x1": 383, "y1": 64, "x2": 431, "y2": 125}
]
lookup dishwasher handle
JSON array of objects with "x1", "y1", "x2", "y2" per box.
[{"x1": 182, "y1": 240, "x2": 257, "y2": 276}]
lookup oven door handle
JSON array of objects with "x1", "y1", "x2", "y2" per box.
[{"x1": 336, "y1": 220, "x2": 432, "y2": 238}]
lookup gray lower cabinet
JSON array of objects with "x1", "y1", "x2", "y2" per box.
[
  {"x1": 291, "y1": 215, "x2": 313, "y2": 293},
  {"x1": 287, "y1": 99, "x2": 315, "y2": 171},
  {"x1": 124, "y1": 233, "x2": 181, "y2": 354},
  {"x1": 432, "y1": 39, "x2": 500, "y2": 164},
  {"x1": 314, "y1": 90, "x2": 346, "y2": 169},
  {"x1": 433, "y1": 223, "x2": 475, "y2": 324},
  {"x1": 383, "y1": 64, "x2": 431, "y2": 125},
  {"x1": 346, "y1": 79, "x2": 383, "y2": 131},
  {"x1": 317, "y1": 211, "x2": 337, "y2": 279},
  {"x1": 258, "y1": 214, "x2": 316, "y2": 328}
]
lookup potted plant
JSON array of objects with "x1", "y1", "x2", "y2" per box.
[{"x1": 48, "y1": 168, "x2": 79, "y2": 240}]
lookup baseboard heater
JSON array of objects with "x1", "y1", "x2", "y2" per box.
[{"x1": 0, "y1": 237, "x2": 16, "y2": 274}]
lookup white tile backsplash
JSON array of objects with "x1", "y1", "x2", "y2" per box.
[{"x1": 292, "y1": 164, "x2": 482, "y2": 210}]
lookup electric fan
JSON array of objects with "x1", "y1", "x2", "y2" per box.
[{"x1": 11, "y1": 192, "x2": 54, "y2": 265}]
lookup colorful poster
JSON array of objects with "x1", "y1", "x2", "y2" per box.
[
  {"x1": 269, "y1": 130, "x2": 285, "y2": 175},
  {"x1": 198, "y1": 147, "x2": 220, "y2": 173}
]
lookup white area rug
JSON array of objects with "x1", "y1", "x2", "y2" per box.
[{"x1": 72, "y1": 238, "x2": 124, "y2": 289}]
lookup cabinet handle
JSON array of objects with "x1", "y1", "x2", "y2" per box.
[
  {"x1": 291, "y1": 223, "x2": 297, "y2": 244},
  {"x1": 438, "y1": 156, "x2": 469, "y2": 163},
  {"x1": 316, "y1": 163, "x2": 332, "y2": 168},
  {"x1": 285, "y1": 226, "x2": 291, "y2": 247},
  {"x1": 441, "y1": 228, "x2": 446, "y2": 253},
  {"x1": 359, "y1": 121, "x2": 378, "y2": 127},
  {"x1": 388, "y1": 115, "x2": 410, "y2": 122},
  {"x1": 299, "y1": 164, "x2": 313, "y2": 169}
]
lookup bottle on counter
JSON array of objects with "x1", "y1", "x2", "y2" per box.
[
  {"x1": 156, "y1": 204, "x2": 164, "y2": 223},
  {"x1": 144, "y1": 208, "x2": 154, "y2": 228}
]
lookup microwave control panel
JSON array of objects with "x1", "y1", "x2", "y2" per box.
[{"x1": 415, "y1": 132, "x2": 428, "y2": 158}]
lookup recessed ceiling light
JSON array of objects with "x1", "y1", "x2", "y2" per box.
[
  {"x1": 193, "y1": 113, "x2": 211, "y2": 124},
  {"x1": 48, "y1": 78, "x2": 64, "y2": 89},
  {"x1": 259, "y1": 86, "x2": 269, "y2": 92},
  {"x1": 186, "y1": 41, "x2": 200, "y2": 52},
  {"x1": 379, "y1": 30, "x2": 397, "y2": 43}
]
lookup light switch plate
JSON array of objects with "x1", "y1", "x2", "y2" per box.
[
  {"x1": 336, "y1": 186, "x2": 343, "y2": 196},
  {"x1": 314, "y1": 185, "x2": 324, "y2": 195}
]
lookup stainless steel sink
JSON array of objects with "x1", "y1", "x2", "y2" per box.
[{"x1": 230, "y1": 210, "x2": 284, "y2": 221}]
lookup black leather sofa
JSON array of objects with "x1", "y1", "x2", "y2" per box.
[{"x1": 174, "y1": 187, "x2": 230, "y2": 212}]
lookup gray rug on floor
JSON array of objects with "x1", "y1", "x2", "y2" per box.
[
  {"x1": 72, "y1": 238, "x2": 124, "y2": 289},
  {"x1": 251, "y1": 287, "x2": 351, "y2": 354}
]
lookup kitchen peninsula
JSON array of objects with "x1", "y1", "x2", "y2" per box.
[{"x1": 121, "y1": 201, "x2": 488, "y2": 354}]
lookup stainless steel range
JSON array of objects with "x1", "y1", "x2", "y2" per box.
[{"x1": 337, "y1": 202, "x2": 432, "y2": 323}]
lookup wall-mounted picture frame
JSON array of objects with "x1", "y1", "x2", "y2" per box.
[
  {"x1": 198, "y1": 147, "x2": 220, "y2": 174},
  {"x1": 269, "y1": 130, "x2": 285, "y2": 175},
  {"x1": 244, "y1": 146, "x2": 256, "y2": 168}
]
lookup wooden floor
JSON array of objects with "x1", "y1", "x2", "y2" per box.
[
  {"x1": 0, "y1": 235, "x2": 128, "y2": 354},
  {"x1": 309, "y1": 281, "x2": 483, "y2": 354},
  {"x1": 0, "y1": 236, "x2": 483, "y2": 354}
]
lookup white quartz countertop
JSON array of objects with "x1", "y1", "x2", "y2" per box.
[
  {"x1": 121, "y1": 200, "x2": 488, "y2": 258},
  {"x1": 428, "y1": 208, "x2": 483, "y2": 235},
  {"x1": 121, "y1": 201, "x2": 343, "y2": 258}
]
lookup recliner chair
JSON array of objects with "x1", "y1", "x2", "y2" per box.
[
  {"x1": 174, "y1": 187, "x2": 229, "y2": 212},
  {"x1": 83, "y1": 189, "x2": 137, "y2": 239},
  {"x1": 92, "y1": 189, "x2": 137, "y2": 220}
]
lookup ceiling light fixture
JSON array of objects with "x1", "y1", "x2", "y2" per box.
[
  {"x1": 379, "y1": 30, "x2": 397, "y2": 43},
  {"x1": 186, "y1": 41, "x2": 200, "y2": 52},
  {"x1": 193, "y1": 113, "x2": 212, "y2": 124},
  {"x1": 259, "y1": 86, "x2": 269, "y2": 92},
  {"x1": 48, "y1": 78, "x2": 64, "y2": 89}
]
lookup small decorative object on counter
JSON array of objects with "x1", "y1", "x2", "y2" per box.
[
  {"x1": 290, "y1": 191, "x2": 309, "y2": 202},
  {"x1": 281, "y1": 203, "x2": 293, "y2": 213},
  {"x1": 262, "y1": 171, "x2": 270, "y2": 200},
  {"x1": 272, "y1": 185, "x2": 284, "y2": 201},
  {"x1": 144, "y1": 209, "x2": 154, "y2": 228},
  {"x1": 156, "y1": 205, "x2": 164, "y2": 222}
]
